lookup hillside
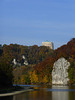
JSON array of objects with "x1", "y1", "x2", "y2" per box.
[
  {"x1": 0, "y1": 38, "x2": 75, "y2": 85},
  {"x1": 0, "y1": 44, "x2": 54, "y2": 65},
  {"x1": 33, "y1": 38, "x2": 75, "y2": 84},
  {"x1": 13, "y1": 38, "x2": 75, "y2": 85}
]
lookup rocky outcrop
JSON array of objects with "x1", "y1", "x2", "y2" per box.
[
  {"x1": 52, "y1": 57, "x2": 70, "y2": 85},
  {"x1": 22, "y1": 55, "x2": 28, "y2": 65},
  {"x1": 12, "y1": 55, "x2": 28, "y2": 67}
]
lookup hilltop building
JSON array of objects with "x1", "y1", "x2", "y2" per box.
[{"x1": 42, "y1": 41, "x2": 54, "y2": 49}]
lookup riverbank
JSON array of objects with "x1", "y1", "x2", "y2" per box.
[
  {"x1": 0, "y1": 85, "x2": 34, "y2": 97},
  {"x1": 0, "y1": 88, "x2": 33, "y2": 97}
]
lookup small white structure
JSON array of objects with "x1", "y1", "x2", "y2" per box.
[
  {"x1": 24, "y1": 60, "x2": 28, "y2": 65},
  {"x1": 12, "y1": 59, "x2": 17, "y2": 65},
  {"x1": 12, "y1": 59, "x2": 21, "y2": 66},
  {"x1": 22, "y1": 55, "x2": 28, "y2": 65},
  {"x1": 12, "y1": 55, "x2": 28, "y2": 66},
  {"x1": 52, "y1": 57, "x2": 70, "y2": 85},
  {"x1": 42, "y1": 42, "x2": 54, "y2": 49},
  {"x1": 22, "y1": 55, "x2": 25, "y2": 59}
]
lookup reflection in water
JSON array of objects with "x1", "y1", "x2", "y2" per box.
[
  {"x1": 13, "y1": 95, "x2": 16, "y2": 100},
  {"x1": 0, "y1": 96, "x2": 13, "y2": 100},
  {"x1": 1, "y1": 85, "x2": 75, "y2": 100},
  {"x1": 12, "y1": 85, "x2": 70, "y2": 100},
  {"x1": 52, "y1": 85, "x2": 69, "y2": 100},
  {"x1": 13, "y1": 90, "x2": 52, "y2": 100}
]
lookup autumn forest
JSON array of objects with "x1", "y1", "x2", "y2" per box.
[{"x1": 0, "y1": 38, "x2": 75, "y2": 88}]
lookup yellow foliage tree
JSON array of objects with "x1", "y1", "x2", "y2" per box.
[
  {"x1": 43, "y1": 75, "x2": 48, "y2": 83},
  {"x1": 20, "y1": 75, "x2": 25, "y2": 84},
  {"x1": 29, "y1": 70, "x2": 38, "y2": 84}
]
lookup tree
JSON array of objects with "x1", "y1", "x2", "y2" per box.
[
  {"x1": 0, "y1": 61, "x2": 13, "y2": 88},
  {"x1": 29, "y1": 70, "x2": 38, "y2": 84}
]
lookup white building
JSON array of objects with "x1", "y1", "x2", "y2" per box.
[{"x1": 42, "y1": 42, "x2": 54, "y2": 49}]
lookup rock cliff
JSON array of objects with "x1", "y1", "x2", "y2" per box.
[{"x1": 52, "y1": 58, "x2": 70, "y2": 85}]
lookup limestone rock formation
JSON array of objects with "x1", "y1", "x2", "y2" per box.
[
  {"x1": 52, "y1": 57, "x2": 70, "y2": 85},
  {"x1": 12, "y1": 59, "x2": 17, "y2": 65},
  {"x1": 12, "y1": 55, "x2": 28, "y2": 67},
  {"x1": 22, "y1": 55, "x2": 28, "y2": 65}
]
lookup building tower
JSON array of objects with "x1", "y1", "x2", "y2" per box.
[{"x1": 42, "y1": 41, "x2": 54, "y2": 49}]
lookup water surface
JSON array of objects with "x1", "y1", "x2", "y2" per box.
[{"x1": 1, "y1": 85, "x2": 75, "y2": 100}]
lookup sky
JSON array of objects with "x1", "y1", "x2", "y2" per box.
[{"x1": 0, "y1": 0, "x2": 75, "y2": 49}]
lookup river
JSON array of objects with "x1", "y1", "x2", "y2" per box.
[{"x1": 1, "y1": 85, "x2": 75, "y2": 100}]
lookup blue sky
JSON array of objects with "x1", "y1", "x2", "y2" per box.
[{"x1": 0, "y1": 0, "x2": 75, "y2": 49}]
